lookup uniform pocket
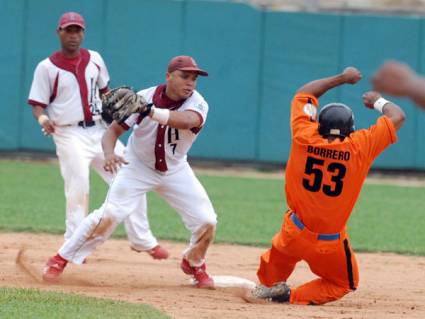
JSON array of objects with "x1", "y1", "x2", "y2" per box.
[
  {"x1": 315, "y1": 239, "x2": 340, "y2": 254},
  {"x1": 279, "y1": 213, "x2": 304, "y2": 248}
]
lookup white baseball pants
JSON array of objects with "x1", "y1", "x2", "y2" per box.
[
  {"x1": 52, "y1": 123, "x2": 156, "y2": 250},
  {"x1": 59, "y1": 149, "x2": 217, "y2": 264}
]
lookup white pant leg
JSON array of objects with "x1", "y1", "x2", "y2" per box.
[
  {"x1": 53, "y1": 127, "x2": 92, "y2": 241},
  {"x1": 157, "y1": 163, "x2": 217, "y2": 249},
  {"x1": 90, "y1": 139, "x2": 158, "y2": 251},
  {"x1": 59, "y1": 158, "x2": 158, "y2": 263}
]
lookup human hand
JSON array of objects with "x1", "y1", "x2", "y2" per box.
[
  {"x1": 342, "y1": 67, "x2": 362, "y2": 84},
  {"x1": 371, "y1": 60, "x2": 415, "y2": 96},
  {"x1": 38, "y1": 115, "x2": 55, "y2": 136},
  {"x1": 103, "y1": 153, "x2": 129, "y2": 174},
  {"x1": 362, "y1": 91, "x2": 382, "y2": 109}
]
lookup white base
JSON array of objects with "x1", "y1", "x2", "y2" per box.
[{"x1": 190, "y1": 275, "x2": 256, "y2": 289}]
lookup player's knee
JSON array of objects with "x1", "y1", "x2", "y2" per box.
[
  {"x1": 65, "y1": 178, "x2": 89, "y2": 202},
  {"x1": 102, "y1": 203, "x2": 122, "y2": 223},
  {"x1": 86, "y1": 204, "x2": 120, "y2": 239},
  {"x1": 202, "y1": 212, "x2": 217, "y2": 227},
  {"x1": 329, "y1": 282, "x2": 356, "y2": 303}
]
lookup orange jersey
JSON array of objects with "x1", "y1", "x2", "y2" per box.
[{"x1": 285, "y1": 93, "x2": 397, "y2": 233}]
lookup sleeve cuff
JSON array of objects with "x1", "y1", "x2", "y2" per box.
[
  {"x1": 99, "y1": 85, "x2": 109, "y2": 95},
  {"x1": 28, "y1": 99, "x2": 47, "y2": 108},
  {"x1": 119, "y1": 122, "x2": 130, "y2": 130},
  {"x1": 381, "y1": 115, "x2": 398, "y2": 144},
  {"x1": 186, "y1": 110, "x2": 205, "y2": 127},
  {"x1": 293, "y1": 92, "x2": 319, "y2": 106}
]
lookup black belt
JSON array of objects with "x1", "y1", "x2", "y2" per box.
[{"x1": 78, "y1": 120, "x2": 96, "y2": 128}]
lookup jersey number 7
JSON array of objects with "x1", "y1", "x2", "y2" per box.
[{"x1": 302, "y1": 156, "x2": 346, "y2": 197}]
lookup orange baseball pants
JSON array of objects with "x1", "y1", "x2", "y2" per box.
[{"x1": 257, "y1": 211, "x2": 359, "y2": 305}]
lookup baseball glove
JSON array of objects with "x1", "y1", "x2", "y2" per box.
[{"x1": 101, "y1": 86, "x2": 152, "y2": 124}]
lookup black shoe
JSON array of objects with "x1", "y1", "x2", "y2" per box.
[{"x1": 251, "y1": 282, "x2": 290, "y2": 303}]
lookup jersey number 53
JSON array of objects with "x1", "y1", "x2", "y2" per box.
[{"x1": 302, "y1": 156, "x2": 346, "y2": 197}]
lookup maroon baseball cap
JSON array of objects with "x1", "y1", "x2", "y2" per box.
[
  {"x1": 167, "y1": 56, "x2": 208, "y2": 76},
  {"x1": 58, "y1": 12, "x2": 85, "y2": 30}
]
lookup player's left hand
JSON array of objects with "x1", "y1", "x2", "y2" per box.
[
  {"x1": 342, "y1": 67, "x2": 362, "y2": 84},
  {"x1": 362, "y1": 91, "x2": 381, "y2": 109},
  {"x1": 102, "y1": 86, "x2": 151, "y2": 124},
  {"x1": 103, "y1": 153, "x2": 129, "y2": 174}
]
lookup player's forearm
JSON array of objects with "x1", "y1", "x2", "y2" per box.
[
  {"x1": 102, "y1": 122, "x2": 124, "y2": 155},
  {"x1": 149, "y1": 109, "x2": 201, "y2": 130},
  {"x1": 167, "y1": 111, "x2": 201, "y2": 129},
  {"x1": 364, "y1": 92, "x2": 406, "y2": 131},
  {"x1": 297, "y1": 74, "x2": 346, "y2": 98},
  {"x1": 32, "y1": 106, "x2": 45, "y2": 120},
  {"x1": 382, "y1": 103, "x2": 406, "y2": 131}
]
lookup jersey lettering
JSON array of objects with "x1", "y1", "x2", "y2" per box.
[
  {"x1": 307, "y1": 145, "x2": 350, "y2": 161},
  {"x1": 89, "y1": 77, "x2": 101, "y2": 115},
  {"x1": 167, "y1": 128, "x2": 180, "y2": 143},
  {"x1": 167, "y1": 128, "x2": 179, "y2": 155}
]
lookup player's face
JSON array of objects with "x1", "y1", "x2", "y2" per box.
[
  {"x1": 57, "y1": 25, "x2": 84, "y2": 53},
  {"x1": 166, "y1": 70, "x2": 198, "y2": 100}
]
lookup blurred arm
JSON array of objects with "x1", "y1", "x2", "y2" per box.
[{"x1": 372, "y1": 60, "x2": 425, "y2": 110}]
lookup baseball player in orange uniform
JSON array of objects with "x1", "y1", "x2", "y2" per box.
[{"x1": 246, "y1": 67, "x2": 406, "y2": 305}]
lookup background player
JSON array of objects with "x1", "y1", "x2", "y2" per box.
[
  {"x1": 372, "y1": 60, "x2": 425, "y2": 110},
  {"x1": 42, "y1": 55, "x2": 218, "y2": 289},
  {"x1": 246, "y1": 67, "x2": 405, "y2": 305},
  {"x1": 27, "y1": 12, "x2": 168, "y2": 260}
]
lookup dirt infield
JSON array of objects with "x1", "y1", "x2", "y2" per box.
[{"x1": 1, "y1": 233, "x2": 424, "y2": 318}]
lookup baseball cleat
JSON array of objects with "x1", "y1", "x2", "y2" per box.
[
  {"x1": 245, "y1": 282, "x2": 290, "y2": 303},
  {"x1": 147, "y1": 245, "x2": 169, "y2": 260},
  {"x1": 42, "y1": 254, "x2": 68, "y2": 283},
  {"x1": 130, "y1": 245, "x2": 170, "y2": 260},
  {"x1": 180, "y1": 258, "x2": 214, "y2": 289}
]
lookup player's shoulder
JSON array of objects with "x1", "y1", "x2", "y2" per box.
[
  {"x1": 34, "y1": 57, "x2": 57, "y2": 74},
  {"x1": 183, "y1": 90, "x2": 208, "y2": 114},
  {"x1": 191, "y1": 90, "x2": 206, "y2": 101},
  {"x1": 87, "y1": 49, "x2": 104, "y2": 62},
  {"x1": 136, "y1": 86, "x2": 157, "y2": 99},
  {"x1": 37, "y1": 57, "x2": 53, "y2": 67},
  {"x1": 188, "y1": 90, "x2": 208, "y2": 106},
  {"x1": 292, "y1": 92, "x2": 319, "y2": 105}
]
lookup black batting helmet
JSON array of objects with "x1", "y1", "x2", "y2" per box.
[{"x1": 318, "y1": 103, "x2": 355, "y2": 138}]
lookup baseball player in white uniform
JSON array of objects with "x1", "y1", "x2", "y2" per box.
[
  {"x1": 42, "y1": 55, "x2": 217, "y2": 289},
  {"x1": 28, "y1": 12, "x2": 168, "y2": 260}
]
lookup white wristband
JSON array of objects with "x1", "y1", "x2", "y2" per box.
[
  {"x1": 373, "y1": 97, "x2": 390, "y2": 113},
  {"x1": 38, "y1": 114, "x2": 49, "y2": 126},
  {"x1": 151, "y1": 106, "x2": 170, "y2": 125}
]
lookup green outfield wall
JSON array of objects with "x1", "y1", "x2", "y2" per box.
[{"x1": 1, "y1": 0, "x2": 424, "y2": 169}]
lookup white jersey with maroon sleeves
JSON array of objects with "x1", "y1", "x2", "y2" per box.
[
  {"x1": 123, "y1": 85, "x2": 208, "y2": 174},
  {"x1": 27, "y1": 48, "x2": 153, "y2": 249},
  {"x1": 28, "y1": 49, "x2": 109, "y2": 126}
]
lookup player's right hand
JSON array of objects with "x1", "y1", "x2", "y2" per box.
[
  {"x1": 41, "y1": 120, "x2": 55, "y2": 136},
  {"x1": 103, "y1": 153, "x2": 129, "y2": 174},
  {"x1": 342, "y1": 67, "x2": 362, "y2": 84},
  {"x1": 362, "y1": 91, "x2": 381, "y2": 109}
]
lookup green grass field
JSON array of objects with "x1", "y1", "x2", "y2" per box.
[
  {"x1": 0, "y1": 288, "x2": 169, "y2": 319},
  {"x1": 0, "y1": 159, "x2": 424, "y2": 318},
  {"x1": 0, "y1": 160, "x2": 424, "y2": 254}
]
